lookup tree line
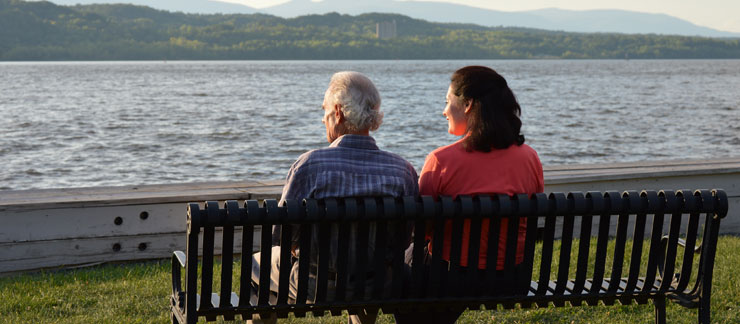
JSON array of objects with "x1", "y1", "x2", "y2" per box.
[{"x1": 1, "y1": 0, "x2": 739, "y2": 60}]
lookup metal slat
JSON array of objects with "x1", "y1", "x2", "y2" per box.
[
  {"x1": 277, "y1": 218, "x2": 294, "y2": 305},
  {"x1": 391, "y1": 217, "x2": 407, "y2": 299},
  {"x1": 536, "y1": 195, "x2": 556, "y2": 297},
  {"x1": 444, "y1": 196, "x2": 463, "y2": 297},
  {"x1": 485, "y1": 197, "x2": 502, "y2": 295},
  {"x1": 410, "y1": 196, "x2": 427, "y2": 298},
  {"x1": 371, "y1": 197, "x2": 394, "y2": 300},
  {"x1": 427, "y1": 196, "x2": 445, "y2": 298},
  {"x1": 352, "y1": 198, "x2": 374, "y2": 301},
  {"x1": 220, "y1": 201, "x2": 240, "y2": 311},
  {"x1": 238, "y1": 200, "x2": 258, "y2": 308},
  {"x1": 625, "y1": 192, "x2": 647, "y2": 293},
  {"x1": 676, "y1": 206, "x2": 700, "y2": 292},
  {"x1": 608, "y1": 194, "x2": 629, "y2": 294},
  {"x1": 659, "y1": 191, "x2": 682, "y2": 292},
  {"x1": 463, "y1": 196, "x2": 481, "y2": 297},
  {"x1": 257, "y1": 218, "x2": 273, "y2": 306},
  {"x1": 589, "y1": 192, "x2": 621, "y2": 294},
  {"x1": 199, "y1": 201, "x2": 219, "y2": 314},
  {"x1": 295, "y1": 223, "x2": 313, "y2": 305},
  {"x1": 502, "y1": 195, "x2": 520, "y2": 297},
  {"x1": 554, "y1": 193, "x2": 573, "y2": 296},
  {"x1": 334, "y1": 199, "x2": 354, "y2": 302},
  {"x1": 371, "y1": 218, "x2": 388, "y2": 299},
  {"x1": 608, "y1": 213, "x2": 629, "y2": 293},
  {"x1": 698, "y1": 190, "x2": 723, "y2": 323},
  {"x1": 519, "y1": 194, "x2": 542, "y2": 297},
  {"x1": 218, "y1": 236, "x2": 234, "y2": 319},
  {"x1": 641, "y1": 191, "x2": 663, "y2": 293},
  {"x1": 185, "y1": 204, "x2": 201, "y2": 322},
  {"x1": 314, "y1": 199, "x2": 333, "y2": 304},
  {"x1": 572, "y1": 192, "x2": 592, "y2": 296}
]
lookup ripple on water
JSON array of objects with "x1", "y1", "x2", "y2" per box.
[{"x1": 25, "y1": 169, "x2": 43, "y2": 176}]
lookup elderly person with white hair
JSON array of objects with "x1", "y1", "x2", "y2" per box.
[{"x1": 251, "y1": 71, "x2": 418, "y2": 324}]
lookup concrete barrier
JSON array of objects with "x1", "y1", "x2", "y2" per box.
[{"x1": 1, "y1": 158, "x2": 737, "y2": 275}]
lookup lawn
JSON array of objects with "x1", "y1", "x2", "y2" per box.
[{"x1": 2, "y1": 236, "x2": 739, "y2": 324}]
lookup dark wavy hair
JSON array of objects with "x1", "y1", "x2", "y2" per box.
[{"x1": 451, "y1": 66, "x2": 525, "y2": 152}]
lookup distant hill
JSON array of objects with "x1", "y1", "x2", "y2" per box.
[
  {"x1": 1, "y1": 0, "x2": 739, "y2": 60},
  {"x1": 47, "y1": 0, "x2": 256, "y2": 14},
  {"x1": 46, "y1": 0, "x2": 740, "y2": 37},
  {"x1": 261, "y1": 0, "x2": 740, "y2": 38}
]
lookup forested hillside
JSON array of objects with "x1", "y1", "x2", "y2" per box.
[{"x1": 1, "y1": 0, "x2": 739, "y2": 60}]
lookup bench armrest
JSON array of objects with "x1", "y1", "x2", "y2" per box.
[
  {"x1": 657, "y1": 235, "x2": 703, "y2": 283},
  {"x1": 173, "y1": 250, "x2": 187, "y2": 267},
  {"x1": 676, "y1": 238, "x2": 702, "y2": 254},
  {"x1": 172, "y1": 251, "x2": 186, "y2": 300}
]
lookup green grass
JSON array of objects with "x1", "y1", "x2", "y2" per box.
[{"x1": 2, "y1": 236, "x2": 740, "y2": 324}]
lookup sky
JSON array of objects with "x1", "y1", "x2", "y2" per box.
[{"x1": 220, "y1": 0, "x2": 740, "y2": 33}]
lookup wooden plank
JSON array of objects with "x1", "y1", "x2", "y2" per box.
[
  {"x1": 0, "y1": 228, "x2": 263, "y2": 274},
  {"x1": 546, "y1": 169, "x2": 740, "y2": 196},
  {"x1": 544, "y1": 157, "x2": 740, "y2": 173},
  {"x1": 0, "y1": 180, "x2": 284, "y2": 211},
  {"x1": 0, "y1": 203, "x2": 185, "y2": 243}
]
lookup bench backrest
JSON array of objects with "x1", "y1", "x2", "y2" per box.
[{"x1": 176, "y1": 189, "x2": 728, "y2": 320}]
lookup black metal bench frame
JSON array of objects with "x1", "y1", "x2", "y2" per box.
[{"x1": 171, "y1": 189, "x2": 728, "y2": 324}]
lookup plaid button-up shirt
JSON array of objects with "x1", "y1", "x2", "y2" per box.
[
  {"x1": 280, "y1": 134, "x2": 419, "y2": 202},
  {"x1": 278, "y1": 134, "x2": 419, "y2": 274}
]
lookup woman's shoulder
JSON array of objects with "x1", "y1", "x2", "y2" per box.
[
  {"x1": 512, "y1": 143, "x2": 539, "y2": 155},
  {"x1": 501, "y1": 143, "x2": 541, "y2": 162},
  {"x1": 428, "y1": 139, "x2": 466, "y2": 159}
]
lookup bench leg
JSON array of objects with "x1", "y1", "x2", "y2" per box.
[
  {"x1": 653, "y1": 295, "x2": 666, "y2": 324},
  {"x1": 698, "y1": 299, "x2": 710, "y2": 324}
]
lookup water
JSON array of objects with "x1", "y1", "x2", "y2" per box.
[{"x1": 1, "y1": 60, "x2": 738, "y2": 191}]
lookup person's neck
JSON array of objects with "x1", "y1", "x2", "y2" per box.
[{"x1": 339, "y1": 129, "x2": 370, "y2": 137}]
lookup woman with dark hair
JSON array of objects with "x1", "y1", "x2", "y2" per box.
[{"x1": 396, "y1": 66, "x2": 544, "y2": 324}]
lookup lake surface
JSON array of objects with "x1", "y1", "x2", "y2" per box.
[{"x1": 1, "y1": 60, "x2": 738, "y2": 191}]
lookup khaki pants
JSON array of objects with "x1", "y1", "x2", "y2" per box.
[{"x1": 251, "y1": 246, "x2": 381, "y2": 324}]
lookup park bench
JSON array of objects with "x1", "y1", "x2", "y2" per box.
[{"x1": 171, "y1": 189, "x2": 728, "y2": 324}]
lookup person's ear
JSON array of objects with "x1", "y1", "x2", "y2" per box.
[
  {"x1": 334, "y1": 104, "x2": 344, "y2": 122},
  {"x1": 464, "y1": 99, "x2": 474, "y2": 114}
]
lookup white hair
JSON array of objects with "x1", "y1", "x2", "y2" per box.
[{"x1": 327, "y1": 71, "x2": 383, "y2": 132}]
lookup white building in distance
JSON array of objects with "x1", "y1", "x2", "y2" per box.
[{"x1": 376, "y1": 20, "x2": 397, "y2": 39}]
